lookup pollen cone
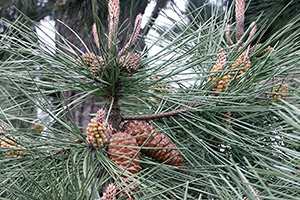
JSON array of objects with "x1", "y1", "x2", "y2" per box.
[
  {"x1": 86, "y1": 108, "x2": 112, "y2": 148},
  {"x1": 1, "y1": 134, "x2": 24, "y2": 157},
  {"x1": 231, "y1": 53, "x2": 251, "y2": 80},
  {"x1": 210, "y1": 63, "x2": 231, "y2": 92}
]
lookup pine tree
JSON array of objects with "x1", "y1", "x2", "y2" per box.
[
  {"x1": 0, "y1": 0, "x2": 300, "y2": 199},
  {"x1": 0, "y1": 0, "x2": 171, "y2": 132}
]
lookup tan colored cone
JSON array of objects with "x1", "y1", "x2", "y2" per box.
[
  {"x1": 86, "y1": 108, "x2": 112, "y2": 148},
  {"x1": 100, "y1": 183, "x2": 117, "y2": 200},
  {"x1": 108, "y1": 132, "x2": 141, "y2": 199},
  {"x1": 210, "y1": 63, "x2": 231, "y2": 92},
  {"x1": 269, "y1": 85, "x2": 288, "y2": 99},
  {"x1": 1, "y1": 134, "x2": 24, "y2": 157},
  {"x1": 231, "y1": 53, "x2": 250, "y2": 80},
  {"x1": 124, "y1": 121, "x2": 184, "y2": 166}
]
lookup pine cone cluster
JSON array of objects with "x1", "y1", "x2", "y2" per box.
[
  {"x1": 1, "y1": 134, "x2": 24, "y2": 157},
  {"x1": 100, "y1": 183, "x2": 116, "y2": 200},
  {"x1": 124, "y1": 120, "x2": 184, "y2": 166},
  {"x1": 86, "y1": 108, "x2": 112, "y2": 148},
  {"x1": 209, "y1": 52, "x2": 251, "y2": 93},
  {"x1": 108, "y1": 132, "x2": 141, "y2": 199},
  {"x1": 270, "y1": 85, "x2": 288, "y2": 99},
  {"x1": 150, "y1": 77, "x2": 170, "y2": 95},
  {"x1": 231, "y1": 54, "x2": 251, "y2": 79},
  {"x1": 119, "y1": 52, "x2": 144, "y2": 74},
  {"x1": 76, "y1": 52, "x2": 104, "y2": 77},
  {"x1": 210, "y1": 63, "x2": 232, "y2": 92}
]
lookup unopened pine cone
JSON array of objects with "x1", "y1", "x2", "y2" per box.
[
  {"x1": 119, "y1": 52, "x2": 144, "y2": 74},
  {"x1": 124, "y1": 121, "x2": 184, "y2": 166},
  {"x1": 108, "y1": 132, "x2": 141, "y2": 199},
  {"x1": 76, "y1": 52, "x2": 104, "y2": 76}
]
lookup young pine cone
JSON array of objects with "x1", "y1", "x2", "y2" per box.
[
  {"x1": 210, "y1": 63, "x2": 231, "y2": 92},
  {"x1": 77, "y1": 52, "x2": 104, "y2": 76},
  {"x1": 124, "y1": 121, "x2": 184, "y2": 167},
  {"x1": 119, "y1": 52, "x2": 144, "y2": 74},
  {"x1": 100, "y1": 183, "x2": 116, "y2": 200},
  {"x1": 1, "y1": 134, "x2": 24, "y2": 157},
  {"x1": 86, "y1": 108, "x2": 112, "y2": 148},
  {"x1": 108, "y1": 132, "x2": 141, "y2": 199}
]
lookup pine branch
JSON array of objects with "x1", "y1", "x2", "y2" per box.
[{"x1": 122, "y1": 104, "x2": 200, "y2": 120}]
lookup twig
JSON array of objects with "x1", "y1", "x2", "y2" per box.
[{"x1": 122, "y1": 104, "x2": 200, "y2": 120}]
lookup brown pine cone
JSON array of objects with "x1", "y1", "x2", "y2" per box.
[
  {"x1": 100, "y1": 183, "x2": 116, "y2": 200},
  {"x1": 119, "y1": 52, "x2": 144, "y2": 74},
  {"x1": 124, "y1": 121, "x2": 184, "y2": 167},
  {"x1": 108, "y1": 132, "x2": 141, "y2": 199}
]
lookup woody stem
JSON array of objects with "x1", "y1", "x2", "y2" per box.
[{"x1": 122, "y1": 104, "x2": 200, "y2": 120}]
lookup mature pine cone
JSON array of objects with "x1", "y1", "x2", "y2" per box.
[
  {"x1": 100, "y1": 183, "x2": 116, "y2": 200},
  {"x1": 76, "y1": 52, "x2": 104, "y2": 76},
  {"x1": 119, "y1": 52, "x2": 144, "y2": 74},
  {"x1": 210, "y1": 63, "x2": 231, "y2": 92},
  {"x1": 86, "y1": 108, "x2": 112, "y2": 148},
  {"x1": 108, "y1": 132, "x2": 141, "y2": 199},
  {"x1": 124, "y1": 121, "x2": 184, "y2": 167}
]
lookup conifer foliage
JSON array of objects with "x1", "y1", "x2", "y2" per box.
[{"x1": 0, "y1": 0, "x2": 300, "y2": 199}]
